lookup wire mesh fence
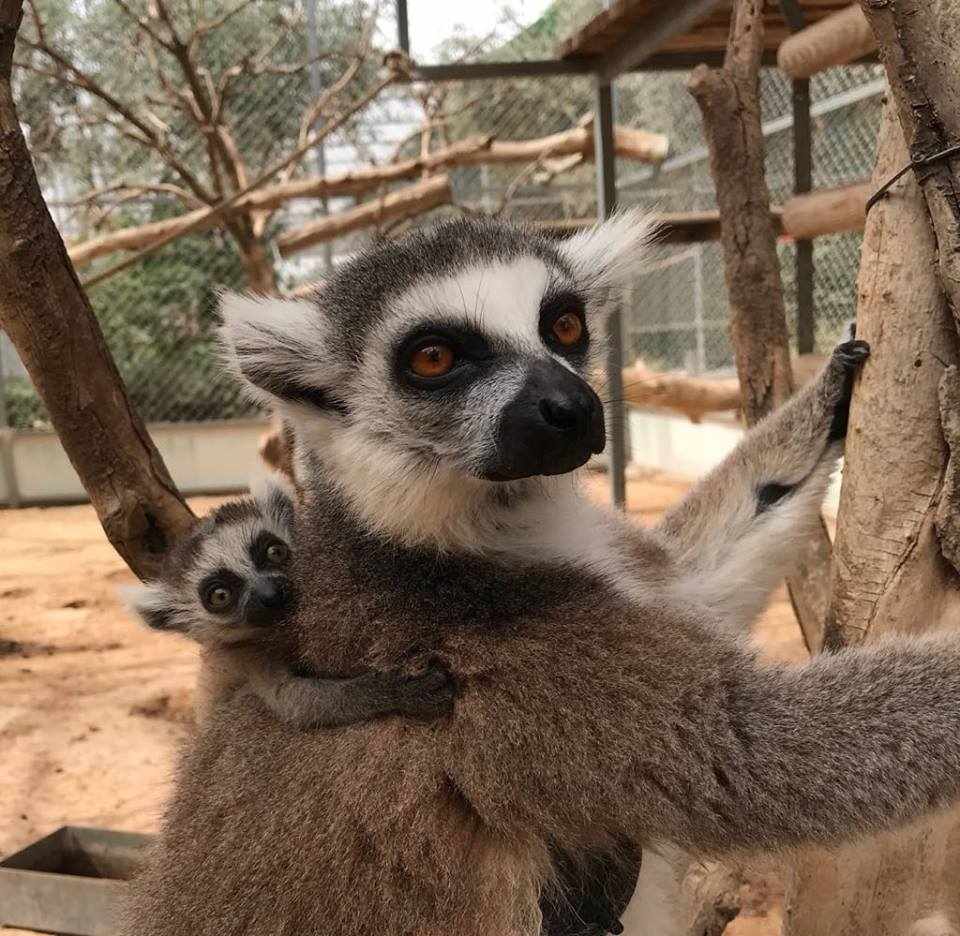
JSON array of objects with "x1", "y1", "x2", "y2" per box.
[{"x1": 1, "y1": 0, "x2": 885, "y2": 431}]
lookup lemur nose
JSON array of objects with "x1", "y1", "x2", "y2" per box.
[
  {"x1": 252, "y1": 579, "x2": 288, "y2": 609},
  {"x1": 539, "y1": 396, "x2": 581, "y2": 432}
]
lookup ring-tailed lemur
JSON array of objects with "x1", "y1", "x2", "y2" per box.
[
  {"x1": 125, "y1": 213, "x2": 960, "y2": 936},
  {"x1": 124, "y1": 476, "x2": 457, "y2": 729}
]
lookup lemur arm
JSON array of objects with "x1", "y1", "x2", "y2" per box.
[
  {"x1": 235, "y1": 651, "x2": 456, "y2": 729},
  {"x1": 652, "y1": 340, "x2": 868, "y2": 633},
  {"x1": 446, "y1": 620, "x2": 960, "y2": 860}
]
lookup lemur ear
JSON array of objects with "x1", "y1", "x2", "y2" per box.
[
  {"x1": 251, "y1": 471, "x2": 296, "y2": 535},
  {"x1": 557, "y1": 208, "x2": 658, "y2": 296},
  {"x1": 120, "y1": 583, "x2": 178, "y2": 632},
  {"x1": 218, "y1": 292, "x2": 347, "y2": 416}
]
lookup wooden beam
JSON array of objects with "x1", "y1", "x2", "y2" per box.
[
  {"x1": 777, "y1": 5, "x2": 876, "y2": 79},
  {"x1": 781, "y1": 181, "x2": 870, "y2": 239},
  {"x1": 277, "y1": 174, "x2": 452, "y2": 257}
]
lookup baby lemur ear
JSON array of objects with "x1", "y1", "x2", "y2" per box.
[
  {"x1": 120, "y1": 583, "x2": 179, "y2": 632},
  {"x1": 251, "y1": 471, "x2": 296, "y2": 536},
  {"x1": 218, "y1": 292, "x2": 347, "y2": 417},
  {"x1": 557, "y1": 208, "x2": 658, "y2": 299}
]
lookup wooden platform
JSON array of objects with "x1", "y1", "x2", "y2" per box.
[{"x1": 557, "y1": 0, "x2": 851, "y2": 61}]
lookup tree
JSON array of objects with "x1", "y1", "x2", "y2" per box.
[{"x1": 15, "y1": 0, "x2": 384, "y2": 292}]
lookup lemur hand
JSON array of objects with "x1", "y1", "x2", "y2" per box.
[
  {"x1": 390, "y1": 659, "x2": 458, "y2": 720},
  {"x1": 823, "y1": 338, "x2": 870, "y2": 441}
]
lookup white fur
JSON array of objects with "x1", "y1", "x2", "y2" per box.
[{"x1": 558, "y1": 208, "x2": 659, "y2": 297}]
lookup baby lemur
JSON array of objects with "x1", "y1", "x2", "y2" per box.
[
  {"x1": 125, "y1": 475, "x2": 456, "y2": 729},
  {"x1": 127, "y1": 213, "x2": 960, "y2": 936}
]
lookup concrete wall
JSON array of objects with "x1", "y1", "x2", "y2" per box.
[
  {"x1": 0, "y1": 419, "x2": 268, "y2": 506},
  {"x1": 0, "y1": 412, "x2": 842, "y2": 513}
]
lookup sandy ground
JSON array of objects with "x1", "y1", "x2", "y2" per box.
[{"x1": 0, "y1": 472, "x2": 807, "y2": 935}]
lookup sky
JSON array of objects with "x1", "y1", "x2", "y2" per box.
[{"x1": 405, "y1": 0, "x2": 555, "y2": 61}]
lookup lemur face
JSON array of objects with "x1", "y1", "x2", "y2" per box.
[
  {"x1": 220, "y1": 213, "x2": 654, "y2": 486},
  {"x1": 124, "y1": 476, "x2": 297, "y2": 645}
]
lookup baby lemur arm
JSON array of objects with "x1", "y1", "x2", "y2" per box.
[
  {"x1": 653, "y1": 339, "x2": 868, "y2": 632},
  {"x1": 232, "y1": 649, "x2": 456, "y2": 729}
]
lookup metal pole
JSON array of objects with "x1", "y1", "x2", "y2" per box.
[
  {"x1": 793, "y1": 76, "x2": 814, "y2": 354},
  {"x1": 306, "y1": 0, "x2": 333, "y2": 273},
  {"x1": 595, "y1": 80, "x2": 627, "y2": 510},
  {"x1": 395, "y1": 0, "x2": 410, "y2": 55}
]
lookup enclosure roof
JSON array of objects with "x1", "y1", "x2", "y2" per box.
[{"x1": 557, "y1": 0, "x2": 851, "y2": 61}]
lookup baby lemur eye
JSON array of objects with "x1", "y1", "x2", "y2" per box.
[
  {"x1": 202, "y1": 583, "x2": 237, "y2": 614},
  {"x1": 552, "y1": 313, "x2": 583, "y2": 348},
  {"x1": 265, "y1": 542, "x2": 289, "y2": 565},
  {"x1": 409, "y1": 342, "x2": 455, "y2": 379}
]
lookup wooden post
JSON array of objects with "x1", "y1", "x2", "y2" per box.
[{"x1": 0, "y1": 0, "x2": 195, "y2": 578}]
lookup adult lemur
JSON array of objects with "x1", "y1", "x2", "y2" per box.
[
  {"x1": 124, "y1": 476, "x2": 456, "y2": 729},
  {"x1": 126, "y1": 213, "x2": 960, "y2": 936}
]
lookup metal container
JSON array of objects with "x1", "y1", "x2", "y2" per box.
[{"x1": 0, "y1": 826, "x2": 154, "y2": 936}]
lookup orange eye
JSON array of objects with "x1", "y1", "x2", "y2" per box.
[
  {"x1": 410, "y1": 343, "x2": 455, "y2": 379},
  {"x1": 552, "y1": 312, "x2": 584, "y2": 348}
]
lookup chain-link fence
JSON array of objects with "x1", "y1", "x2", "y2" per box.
[{"x1": 2, "y1": 0, "x2": 885, "y2": 432}]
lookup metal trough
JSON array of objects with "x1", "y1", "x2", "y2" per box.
[{"x1": 0, "y1": 826, "x2": 154, "y2": 936}]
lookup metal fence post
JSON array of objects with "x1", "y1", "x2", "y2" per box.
[{"x1": 595, "y1": 79, "x2": 627, "y2": 510}]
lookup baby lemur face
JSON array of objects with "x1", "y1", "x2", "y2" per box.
[
  {"x1": 220, "y1": 213, "x2": 655, "y2": 488},
  {"x1": 125, "y1": 476, "x2": 297, "y2": 645}
]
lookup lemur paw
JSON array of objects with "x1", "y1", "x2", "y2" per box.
[
  {"x1": 832, "y1": 339, "x2": 870, "y2": 370},
  {"x1": 394, "y1": 660, "x2": 458, "y2": 720},
  {"x1": 826, "y1": 339, "x2": 870, "y2": 441}
]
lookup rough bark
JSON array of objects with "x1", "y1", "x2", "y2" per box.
[
  {"x1": 781, "y1": 181, "x2": 871, "y2": 239},
  {"x1": 785, "y1": 98, "x2": 960, "y2": 936},
  {"x1": 688, "y1": 1, "x2": 795, "y2": 425},
  {"x1": 688, "y1": 0, "x2": 831, "y2": 655},
  {"x1": 0, "y1": 0, "x2": 194, "y2": 578},
  {"x1": 777, "y1": 4, "x2": 876, "y2": 79},
  {"x1": 862, "y1": 0, "x2": 960, "y2": 332}
]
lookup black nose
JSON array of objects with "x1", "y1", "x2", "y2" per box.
[
  {"x1": 251, "y1": 578, "x2": 289, "y2": 609},
  {"x1": 483, "y1": 360, "x2": 606, "y2": 481},
  {"x1": 540, "y1": 395, "x2": 584, "y2": 432}
]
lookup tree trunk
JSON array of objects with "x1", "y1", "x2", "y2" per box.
[
  {"x1": 784, "y1": 96, "x2": 960, "y2": 936},
  {"x1": 862, "y1": 0, "x2": 960, "y2": 331},
  {"x1": 0, "y1": 0, "x2": 194, "y2": 579}
]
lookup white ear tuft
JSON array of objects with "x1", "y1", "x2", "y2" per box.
[
  {"x1": 217, "y1": 292, "x2": 345, "y2": 414},
  {"x1": 557, "y1": 208, "x2": 659, "y2": 294},
  {"x1": 119, "y1": 582, "x2": 178, "y2": 632}
]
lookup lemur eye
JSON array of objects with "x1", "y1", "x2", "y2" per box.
[
  {"x1": 266, "y1": 542, "x2": 289, "y2": 565},
  {"x1": 203, "y1": 585, "x2": 236, "y2": 613},
  {"x1": 552, "y1": 313, "x2": 584, "y2": 348},
  {"x1": 409, "y1": 343, "x2": 455, "y2": 379}
]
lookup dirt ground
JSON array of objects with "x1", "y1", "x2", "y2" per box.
[{"x1": 0, "y1": 471, "x2": 808, "y2": 935}]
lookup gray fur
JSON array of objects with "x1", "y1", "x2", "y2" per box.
[{"x1": 125, "y1": 214, "x2": 960, "y2": 936}]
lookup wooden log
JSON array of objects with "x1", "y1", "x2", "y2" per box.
[
  {"x1": 66, "y1": 123, "x2": 668, "y2": 270},
  {"x1": 777, "y1": 4, "x2": 877, "y2": 79},
  {"x1": 620, "y1": 362, "x2": 741, "y2": 423},
  {"x1": 0, "y1": 0, "x2": 195, "y2": 579},
  {"x1": 781, "y1": 181, "x2": 871, "y2": 239},
  {"x1": 277, "y1": 174, "x2": 452, "y2": 257}
]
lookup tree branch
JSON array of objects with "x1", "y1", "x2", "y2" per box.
[{"x1": 0, "y1": 0, "x2": 195, "y2": 578}]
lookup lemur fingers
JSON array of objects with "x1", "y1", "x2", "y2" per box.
[{"x1": 824, "y1": 339, "x2": 870, "y2": 442}]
